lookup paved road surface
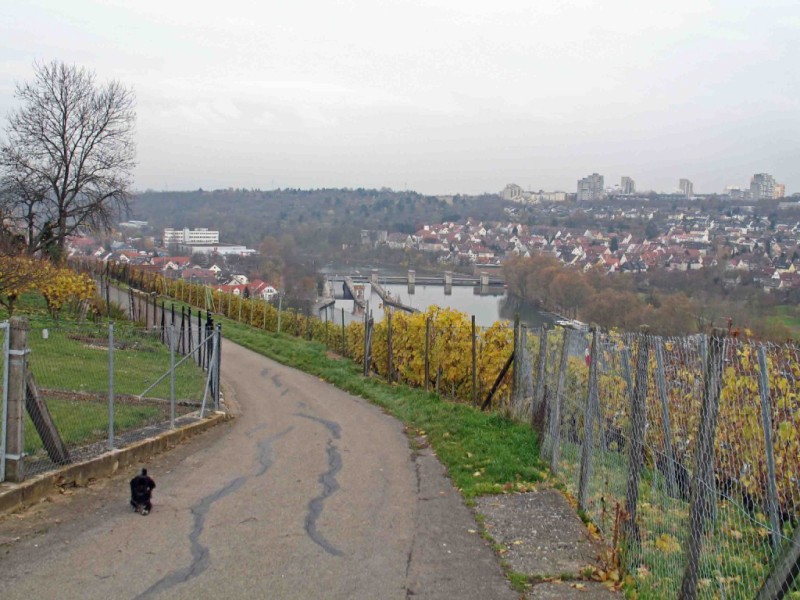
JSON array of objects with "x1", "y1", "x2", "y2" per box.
[{"x1": 0, "y1": 340, "x2": 517, "y2": 599}]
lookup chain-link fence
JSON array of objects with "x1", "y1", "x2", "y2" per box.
[
  {"x1": 13, "y1": 321, "x2": 219, "y2": 478},
  {"x1": 535, "y1": 328, "x2": 800, "y2": 599}
]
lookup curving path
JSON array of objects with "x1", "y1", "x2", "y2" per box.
[{"x1": 0, "y1": 340, "x2": 516, "y2": 599}]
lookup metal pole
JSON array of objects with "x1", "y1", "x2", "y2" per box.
[
  {"x1": 277, "y1": 294, "x2": 283, "y2": 333},
  {"x1": 1, "y1": 323, "x2": 11, "y2": 481},
  {"x1": 108, "y1": 322, "x2": 115, "y2": 450},
  {"x1": 214, "y1": 324, "x2": 222, "y2": 410},
  {"x1": 170, "y1": 323, "x2": 176, "y2": 429}
]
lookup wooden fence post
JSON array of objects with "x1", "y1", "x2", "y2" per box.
[
  {"x1": 341, "y1": 308, "x2": 346, "y2": 357},
  {"x1": 387, "y1": 310, "x2": 394, "y2": 383},
  {"x1": 472, "y1": 315, "x2": 477, "y2": 406},
  {"x1": 425, "y1": 317, "x2": 431, "y2": 392},
  {"x1": 549, "y1": 327, "x2": 570, "y2": 474},
  {"x1": 532, "y1": 324, "x2": 548, "y2": 434},
  {"x1": 512, "y1": 313, "x2": 520, "y2": 403},
  {"x1": 363, "y1": 308, "x2": 369, "y2": 376},
  {"x1": 756, "y1": 346, "x2": 782, "y2": 551},
  {"x1": 578, "y1": 328, "x2": 600, "y2": 512},
  {"x1": 623, "y1": 331, "x2": 649, "y2": 550},
  {"x1": 679, "y1": 331, "x2": 725, "y2": 600},
  {"x1": 655, "y1": 340, "x2": 679, "y2": 498},
  {"x1": 755, "y1": 523, "x2": 800, "y2": 600}
]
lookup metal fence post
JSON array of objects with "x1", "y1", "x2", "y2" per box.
[
  {"x1": 679, "y1": 331, "x2": 725, "y2": 600},
  {"x1": 756, "y1": 346, "x2": 781, "y2": 551},
  {"x1": 578, "y1": 327, "x2": 599, "y2": 512},
  {"x1": 0, "y1": 322, "x2": 10, "y2": 482},
  {"x1": 170, "y1": 323, "x2": 176, "y2": 429},
  {"x1": 214, "y1": 324, "x2": 222, "y2": 410},
  {"x1": 108, "y1": 322, "x2": 115, "y2": 450}
]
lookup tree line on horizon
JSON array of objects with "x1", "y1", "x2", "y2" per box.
[{"x1": 503, "y1": 254, "x2": 793, "y2": 340}]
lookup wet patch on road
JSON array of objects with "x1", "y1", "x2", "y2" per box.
[
  {"x1": 253, "y1": 427, "x2": 293, "y2": 476},
  {"x1": 133, "y1": 477, "x2": 246, "y2": 599},
  {"x1": 295, "y1": 414, "x2": 343, "y2": 556},
  {"x1": 260, "y1": 367, "x2": 269, "y2": 377},
  {"x1": 134, "y1": 427, "x2": 291, "y2": 599},
  {"x1": 271, "y1": 374, "x2": 283, "y2": 388}
]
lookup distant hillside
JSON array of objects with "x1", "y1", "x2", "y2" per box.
[{"x1": 130, "y1": 188, "x2": 509, "y2": 250}]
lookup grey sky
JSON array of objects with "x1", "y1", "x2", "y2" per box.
[{"x1": 1, "y1": 0, "x2": 797, "y2": 195}]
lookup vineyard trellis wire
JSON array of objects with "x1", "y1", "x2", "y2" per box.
[{"x1": 77, "y1": 257, "x2": 800, "y2": 598}]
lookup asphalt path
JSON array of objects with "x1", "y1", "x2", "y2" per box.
[{"x1": 0, "y1": 339, "x2": 517, "y2": 599}]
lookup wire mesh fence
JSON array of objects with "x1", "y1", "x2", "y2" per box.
[
  {"x1": 20, "y1": 322, "x2": 214, "y2": 477},
  {"x1": 538, "y1": 329, "x2": 800, "y2": 599},
  {"x1": 84, "y1": 259, "x2": 800, "y2": 597}
]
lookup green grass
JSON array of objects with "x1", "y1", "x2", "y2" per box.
[
  {"x1": 216, "y1": 315, "x2": 548, "y2": 498},
  {"x1": 24, "y1": 398, "x2": 162, "y2": 456},
  {"x1": 3, "y1": 292, "x2": 208, "y2": 453},
  {"x1": 27, "y1": 326, "x2": 206, "y2": 399},
  {"x1": 766, "y1": 305, "x2": 800, "y2": 337},
  {"x1": 554, "y1": 438, "x2": 795, "y2": 600}
]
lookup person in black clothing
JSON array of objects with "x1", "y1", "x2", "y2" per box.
[{"x1": 130, "y1": 468, "x2": 156, "y2": 515}]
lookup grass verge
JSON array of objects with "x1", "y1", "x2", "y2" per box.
[{"x1": 217, "y1": 316, "x2": 548, "y2": 498}]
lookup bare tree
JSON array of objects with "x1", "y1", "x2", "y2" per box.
[{"x1": 0, "y1": 61, "x2": 136, "y2": 261}]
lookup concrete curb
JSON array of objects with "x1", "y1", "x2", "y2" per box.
[{"x1": 0, "y1": 411, "x2": 230, "y2": 516}]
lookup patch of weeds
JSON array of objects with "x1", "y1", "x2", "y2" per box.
[{"x1": 507, "y1": 570, "x2": 531, "y2": 592}]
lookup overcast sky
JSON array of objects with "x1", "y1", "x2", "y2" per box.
[{"x1": 1, "y1": 0, "x2": 797, "y2": 196}]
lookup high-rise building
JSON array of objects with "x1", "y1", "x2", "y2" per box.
[
  {"x1": 501, "y1": 183, "x2": 523, "y2": 202},
  {"x1": 774, "y1": 183, "x2": 786, "y2": 199},
  {"x1": 679, "y1": 179, "x2": 694, "y2": 198},
  {"x1": 577, "y1": 173, "x2": 604, "y2": 202},
  {"x1": 724, "y1": 185, "x2": 745, "y2": 200},
  {"x1": 750, "y1": 173, "x2": 775, "y2": 200},
  {"x1": 620, "y1": 176, "x2": 635, "y2": 195}
]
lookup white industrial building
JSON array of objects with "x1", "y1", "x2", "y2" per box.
[
  {"x1": 163, "y1": 227, "x2": 220, "y2": 245},
  {"x1": 180, "y1": 244, "x2": 256, "y2": 256}
]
